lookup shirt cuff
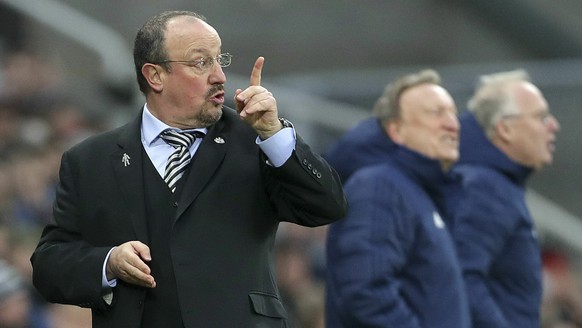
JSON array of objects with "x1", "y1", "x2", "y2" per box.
[
  {"x1": 257, "y1": 126, "x2": 295, "y2": 167},
  {"x1": 102, "y1": 247, "x2": 118, "y2": 288}
]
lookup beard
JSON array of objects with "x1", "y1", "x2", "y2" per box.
[
  {"x1": 196, "y1": 84, "x2": 225, "y2": 127},
  {"x1": 197, "y1": 103, "x2": 223, "y2": 127}
]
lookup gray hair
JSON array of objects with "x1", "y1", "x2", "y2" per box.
[
  {"x1": 373, "y1": 69, "x2": 442, "y2": 124},
  {"x1": 467, "y1": 69, "x2": 531, "y2": 138}
]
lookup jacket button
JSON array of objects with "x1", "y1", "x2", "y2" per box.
[{"x1": 173, "y1": 202, "x2": 178, "y2": 207}]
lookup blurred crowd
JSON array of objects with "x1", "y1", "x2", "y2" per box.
[
  {"x1": 0, "y1": 51, "x2": 104, "y2": 328},
  {"x1": 541, "y1": 242, "x2": 582, "y2": 328},
  {"x1": 0, "y1": 50, "x2": 580, "y2": 328}
]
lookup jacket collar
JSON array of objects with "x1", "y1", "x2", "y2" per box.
[
  {"x1": 457, "y1": 111, "x2": 532, "y2": 186},
  {"x1": 390, "y1": 145, "x2": 450, "y2": 197}
]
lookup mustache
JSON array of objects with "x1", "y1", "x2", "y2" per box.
[{"x1": 206, "y1": 84, "x2": 225, "y2": 98}]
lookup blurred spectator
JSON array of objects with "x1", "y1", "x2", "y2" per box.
[
  {"x1": 0, "y1": 223, "x2": 10, "y2": 259},
  {"x1": 0, "y1": 51, "x2": 64, "y2": 113},
  {"x1": 275, "y1": 224, "x2": 329, "y2": 328},
  {"x1": 45, "y1": 304, "x2": 91, "y2": 328},
  {"x1": 278, "y1": 223, "x2": 328, "y2": 279},
  {"x1": 46, "y1": 103, "x2": 97, "y2": 147},
  {"x1": 5, "y1": 226, "x2": 49, "y2": 315},
  {"x1": 5, "y1": 227, "x2": 41, "y2": 282},
  {"x1": 0, "y1": 259, "x2": 49, "y2": 328},
  {"x1": 0, "y1": 50, "x2": 99, "y2": 328},
  {"x1": 0, "y1": 160, "x2": 14, "y2": 224},
  {"x1": 275, "y1": 232, "x2": 321, "y2": 328},
  {"x1": 449, "y1": 69, "x2": 560, "y2": 327},
  {"x1": 324, "y1": 69, "x2": 469, "y2": 327},
  {"x1": 294, "y1": 282, "x2": 325, "y2": 328},
  {"x1": 8, "y1": 147, "x2": 58, "y2": 227},
  {"x1": 0, "y1": 100, "x2": 24, "y2": 159},
  {"x1": 542, "y1": 245, "x2": 582, "y2": 328}
]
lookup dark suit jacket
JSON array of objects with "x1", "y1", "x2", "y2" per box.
[{"x1": 31, "y1": 107, "x2": 347, "y2": 328}]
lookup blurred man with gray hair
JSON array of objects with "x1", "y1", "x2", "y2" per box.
[
  {"x1": 325, "y1": 69, "x2": 470, "y2": 327},
  {"x1": 449, "y1": 69, "x2": 560, "y2": 327}
]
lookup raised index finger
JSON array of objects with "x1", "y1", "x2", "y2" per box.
[{"x1": 250, "y1": 56, "x2": 264, "y2": 86}]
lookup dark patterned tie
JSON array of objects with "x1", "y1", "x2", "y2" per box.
[{"x1": 160, "y1": 130, "x2": 204, "y2": 192}]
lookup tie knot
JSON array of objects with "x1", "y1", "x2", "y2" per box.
[{"x1": 160, "y1": 130, "x2": 204, "y2": 149}]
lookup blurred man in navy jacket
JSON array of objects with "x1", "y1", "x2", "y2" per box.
[
  {"x1": 325, "y1": 69, "x2": 470, "y2": 328},
  {"x1": 449, "y1": 69, "x2": 560, "y2": 327}
]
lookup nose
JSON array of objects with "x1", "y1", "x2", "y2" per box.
[
  {"x1": 443, "y1": 111, "x2": 460, "y2": 132},
  {"x1": 547, "y1": 114, "x2": 560, "y2": 132},
  {"x1": 209, "y1": 62, "x2": 227, "y2": 85}
]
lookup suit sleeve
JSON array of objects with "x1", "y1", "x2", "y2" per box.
[
  {"x1": 31, "y1": 150, "x2": 111, "y2": 312},
  {"x1": 264, "y1": 135, "x2": 348, "y2": 226},
  {"x1": 326, "y1": 169, "x2": 422, "y2": 327},
  {"x1": 450, "y1": 183, "x2": 514, "y2": 328}
]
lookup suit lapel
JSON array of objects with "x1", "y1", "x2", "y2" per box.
[
  {"x1": 112, "y1": 114, "x2": 149, "y2": 243},
  {"x1": 175, "y1": 116, "x2": 229, "y2": 219}
]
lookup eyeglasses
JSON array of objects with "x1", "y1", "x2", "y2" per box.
[
  {"x1": 502, "y1": 111, "x2": 554, "y2": 125},
  {"x1": 154, "y1": 53, "x2": 232, "y2": 72}
]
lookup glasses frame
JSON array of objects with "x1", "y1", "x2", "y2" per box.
[
  {"x1": 153, "y1": 53, "x2": 232, "y2": 71},
  {"x1": 501, "y1": 111, "x2": 554, "y2": 125}
]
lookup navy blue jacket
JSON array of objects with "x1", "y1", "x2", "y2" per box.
[
  {"x1": 325, "y1": 132, "x2": 470, "y2": 327},
  {"x1": 449, "y1": 112, "x2": 541, "y2": 328}
]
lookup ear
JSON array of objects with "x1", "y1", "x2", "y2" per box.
[
  {"x1": 386, "y1": 120, "x2": 404, "y2": 144},
  {"x1": 494, "y1": 119, "x2": 513, "y2": 142},
  {"x1": 141, "y1": 63, "x2": 164, "y2": 92}
]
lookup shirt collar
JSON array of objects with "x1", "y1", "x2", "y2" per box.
[{"x1": 142, "y1": 104, "x2": 207, "y2": 146}]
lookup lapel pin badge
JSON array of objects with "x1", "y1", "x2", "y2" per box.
[
  {"x1": 214, "y1": 137, "x2": 225, "y2": 144},
  {"x1": 122, "y1": 153, "x2": 131, "y2": 167}
]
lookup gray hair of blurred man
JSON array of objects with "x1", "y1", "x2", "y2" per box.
[
  {"x1": 373, "y1": 69, "x2": 442, "y2": 124},
  {"x1": 467, "y1": 69, "x2": 531, "y2": 138}
]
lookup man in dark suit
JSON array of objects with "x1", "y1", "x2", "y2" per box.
[{"x1": 30, "y1": 10, "x2": 347, "y2": 328}]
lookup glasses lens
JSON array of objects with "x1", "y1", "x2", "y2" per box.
[{"x1": 218, "y1": 53, "x2": 232, "y2": 67}]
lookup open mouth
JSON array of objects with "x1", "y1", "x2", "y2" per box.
[
  {"x1": 209, "y1": 91, "x2": 225, "y2": 105},
  {"x1": 547, "y1": 134, "x2": 557, "y2": 152},
  {"x1": 548, "y1": 141, "x2": 556, "y2": 152},
  {"x1": 443, "y1": 135, "x2": 459, "y2": 147}
]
